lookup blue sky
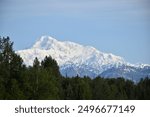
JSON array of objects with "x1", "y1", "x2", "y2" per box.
[{"x1": 0, "y1": 0, "x2": 150, "y2": 64}]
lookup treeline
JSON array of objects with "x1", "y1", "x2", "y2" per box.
[{"x1": 0, "y1": 37, "x2": 150, "y2": 100}]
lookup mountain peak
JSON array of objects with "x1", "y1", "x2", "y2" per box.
[
  {"x1": 33, "y1": 36, "x2": 58, "y2": 50},
  {"x1": 17, "y1": 35, "x2": 150, "y2": 81},
  {"x1": 17, "y1": 35, "x2": 126, "y2": 67}
]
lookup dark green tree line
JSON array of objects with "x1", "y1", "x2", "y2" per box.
[{"x1": 0, "y1": 36, "x2": 150, "y2": 100}]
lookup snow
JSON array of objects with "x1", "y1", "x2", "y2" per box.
[
  {"x1": 17, "y1": 36, "x2": 125, "y2": 67},
  {"x1": 16, "y1": 36, "x2": 150, "y2": 79}
]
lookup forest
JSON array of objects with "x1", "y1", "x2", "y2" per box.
[{"x1": 0, "y1": 36, "x2": 150, "y2": 100}]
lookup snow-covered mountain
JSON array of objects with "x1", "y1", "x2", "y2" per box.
[{"x1": 17, "y1": 36, "x2": 150, "y2": 81}]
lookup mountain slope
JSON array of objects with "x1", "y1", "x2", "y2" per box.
[
  {"x1": 16, "y1": 36, "x2": 150, "y2": 81},
  {"x1": 100, "y1": 65, "x2": 150, "y2": 82}
]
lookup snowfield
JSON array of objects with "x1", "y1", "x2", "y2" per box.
[{"x1": 17, "y1": 36, "x2": 150, "y2": 81}]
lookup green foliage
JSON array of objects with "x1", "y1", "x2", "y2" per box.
[
  {"x1": 41, "y1": 56, "x2": 60, "y2": 77},
  {"x1": 136, "y1": 77, "x2": 150, "y2": 99},
  {"x1": 0, "y1": 36, "x2": 150, "y2": 100},
  {"x1": 0, "y1": 37, "x2": 24, "y2": 99}
]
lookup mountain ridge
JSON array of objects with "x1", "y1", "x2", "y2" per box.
[{"x1": 16, "y1": 36, "x2": 150, "y2": 81}]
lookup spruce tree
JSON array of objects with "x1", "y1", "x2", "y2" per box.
[{"x1": 0, "y1": 36, "x2": 24, "y2": 99}]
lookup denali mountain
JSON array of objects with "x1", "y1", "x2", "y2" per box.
[{"x1": 17, "y1": 36, "x2": 150, "y2": 82}]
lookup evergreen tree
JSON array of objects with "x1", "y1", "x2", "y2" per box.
[
  {"x1": 0, "y1": 36, "x2": 150, "y2": 100},
  {"x1": 0, "y1": 36, "x2": 24, "y2": 99},
  {"x1": 41, "y1": 56, "x2": 60, "y2": 77}
]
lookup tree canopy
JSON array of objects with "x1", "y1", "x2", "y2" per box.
[{"x1": 0, "y1": 36, "x2": 150, "y2": 100}]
